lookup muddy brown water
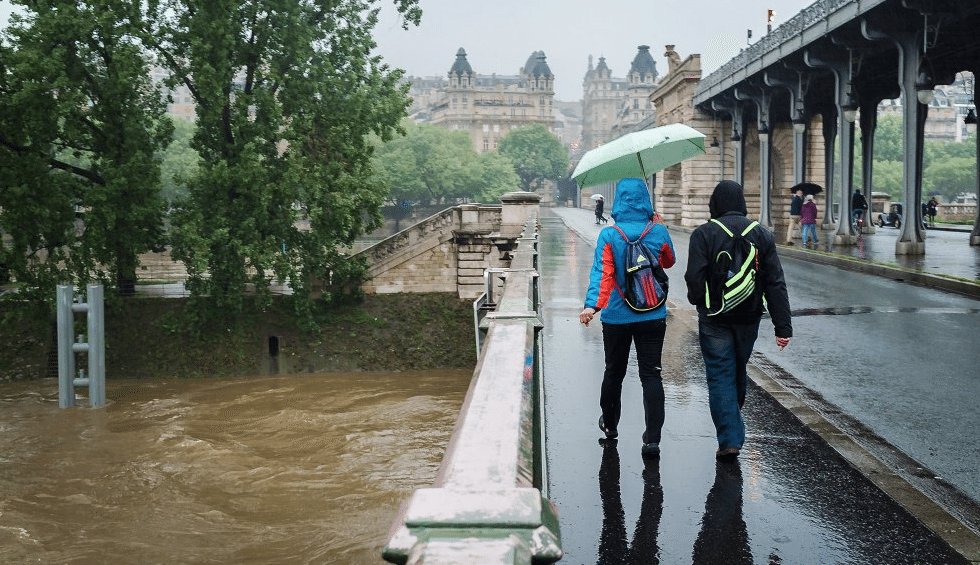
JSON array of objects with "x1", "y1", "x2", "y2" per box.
[{"x1": 0, "y1": 370, "x2": 472, "y2": 564}]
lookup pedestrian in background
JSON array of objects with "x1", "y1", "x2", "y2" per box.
[
  {"x1": 595, "y1": 195, "x2": 605, "y2": 225},
  {"x1": 580, "y1": 177, "x2": 675, "y2": 458},
  {"x1": 684, "y1": 180, "x2": 792, "y2": 461},
  {"x1": 786, "y1": 189, "x2": 803, "y2": 245},
  {"x1": 800, "y1": 194, "x2": 818, "y2": 246},
  {"x1": 851, "y1": 189, "x2": 868, "y2": 227},
  {"x1": 927, "y1": 197, "x2": 939, "y2": 227}
]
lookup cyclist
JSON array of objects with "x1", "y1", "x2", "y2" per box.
[{"x1": 851, "y1": 189, "x2": 868, "y2": 227}]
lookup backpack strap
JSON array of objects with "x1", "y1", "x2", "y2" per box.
[
  {"x1": 612, "y1": 221, "x2": 654, "y2": 243},
  {"x1": 710, "y1": 218, "x2": 759, "y2": 238}
]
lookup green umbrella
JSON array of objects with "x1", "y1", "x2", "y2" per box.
[{"x1": 571, "y1": 123, "x2": 706, "y2": 188}]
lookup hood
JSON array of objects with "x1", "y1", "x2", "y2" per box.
[
  {"x1": 610, "y1": 178, "x2": 654, "y2": 223},
  {"x1": 708, "y1": 180, "x2": 748, "y2": 218}
]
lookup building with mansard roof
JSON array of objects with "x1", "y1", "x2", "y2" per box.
[
  {"x1": 409, "y1": 48, "x2": 560, "y2": 153},
  {"x1": 581, "y1": 45, "x2": 659, "y2": 149}
]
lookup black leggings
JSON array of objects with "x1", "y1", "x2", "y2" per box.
[{"x1": 600, "y1": 318, "x2": 667, "y2": 443}]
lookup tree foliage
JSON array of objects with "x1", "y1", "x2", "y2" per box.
[
  {"x1": 869, "y1": 114, "x2": 976, "y2": 202},
  {"x1": 159, "y1": 117, "x2": 199, "y2": 205},
  {"x1": 497, "y1": 124, "x2": 569, "y2": 192},
  {"x1": 0, "y1": 0, "x2": 173, "y2": 299},
  {"x1": 143, "y1": 0, "x2": 421, "y2": 315},
  {"x1": 371, "y1": 121, "x2": 518, "y2": 204}
]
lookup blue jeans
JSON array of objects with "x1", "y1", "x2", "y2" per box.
[
  {"x1": 801, "y1": 223, "x2": 817, "y2": 244},
  {"x1": 698, "y1": 319, "x2": 760, "y2": 450},
  {"x1": 600, "y1": 318, "x2": 667, "y2": 444}
]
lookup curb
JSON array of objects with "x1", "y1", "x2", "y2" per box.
[
  {"x1": 776, "y1": 243, "x2": 980, "y2": 300},
  {"x1": 748, "y1": 358, "x2": 980, "y2": 564}
]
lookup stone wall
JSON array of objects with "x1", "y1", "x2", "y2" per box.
[{"x1": 356, "y1": 194, "x2": 540, "y2": 300}]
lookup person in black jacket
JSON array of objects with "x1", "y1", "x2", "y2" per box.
[{"x1": 684, "y1": 180, "x2": 793, "y2": 461}]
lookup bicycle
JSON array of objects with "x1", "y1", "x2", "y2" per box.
[{"x1": 852, "y1": 209, "x2": 866, "y2": 234}]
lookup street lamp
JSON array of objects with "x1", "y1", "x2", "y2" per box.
[
  {"x1": 792, "y1": 117, "x2": 807, "y2": 134},
  {"x1": 915, "y1": 56, "x2": 936, "y2": 105},
  {"x1": 842, "y1": 91, "x2": 859, "y2": 123}
]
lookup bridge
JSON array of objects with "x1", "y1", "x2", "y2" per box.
[
  {"x1": 640, "y1": 0, "x2": 980, "y2": 254},
  {"x1": 371, "y1": 2, "x2": 980, "y2": 562},
  {"x1": 380, "y1": 205, "x2": 980, "y2": 564}
]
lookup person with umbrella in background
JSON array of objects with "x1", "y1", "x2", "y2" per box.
[
  {"x1": 594, "y1": 194, "x2": 606, "y2": 224},
  {"x1": 579, "y1": 178, "x2": 675, "y2": 458}
]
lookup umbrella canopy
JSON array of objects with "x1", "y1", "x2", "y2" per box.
[
  {"x1": 571, "y1": 123, "x2": 706, "y2": 188},
  {"x1": 790, "y1": 182, "x2": 823, "y2": 195},
  {"x1": 589, "y1": 193, "x2": 604, "y2": 201}
]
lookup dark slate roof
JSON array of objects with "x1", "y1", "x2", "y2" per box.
[
  {"x1": 628, "y1": 45, "x2": 658, "y2": 81},
  {"x1": 523, "y1": 51, "x2": 554, "y2": 78},
  {"x1": 595, "y1": 56, "x2": 611, "y2": 75},
  {"x1": 450, "y1": 48, "x2": 474, "y2": 76}
]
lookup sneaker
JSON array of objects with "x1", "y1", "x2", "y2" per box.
[
  {"x1": 598, "y1": 416, "x2": 618, "y2": 439},
  {"x1": 641, "y1": 443, "x2": 660, "y2": 457},
  {"x1": 715, "y1": 447, "x2": 740, "y2": 461}
]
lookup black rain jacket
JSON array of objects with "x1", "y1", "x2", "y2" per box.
[{"x1": 684, "y1": 181, "x2": 793, "y2": 338}]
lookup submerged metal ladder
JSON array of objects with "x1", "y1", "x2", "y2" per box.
[{"x1": 56, "y1": 284, "x2": 106, "y2": 408}]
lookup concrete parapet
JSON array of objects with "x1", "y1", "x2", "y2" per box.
[
  {"x1": 500, "y1": 192, "x2": 541, "y2": 236},
  {"x1": 383, "y1": 215, "x2": 561, "y2": 565}
]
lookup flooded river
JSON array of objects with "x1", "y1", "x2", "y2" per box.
[{"x1": 0, "y1": 370, "x2": 472, "y2": 564}]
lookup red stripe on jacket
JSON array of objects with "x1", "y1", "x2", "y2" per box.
[
  {"x1": 658, "y1": 241, "x2": 675, "y2": 269},
  {"x1": 596, "y1": 242, "x2": 616, "y2": 309}
]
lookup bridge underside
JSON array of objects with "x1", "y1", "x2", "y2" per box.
[{"x1": 691, "y1": 0, "x2": 980, "y2": 253}]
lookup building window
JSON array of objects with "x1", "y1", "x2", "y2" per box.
[
  {"x1": 483, "y1": 124, "x2": 489, "y2": 133},
  {"x1": 493, "y1": 124, "x2": 500, "y2": 133}
]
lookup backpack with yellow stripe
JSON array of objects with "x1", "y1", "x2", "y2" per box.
[{"x1": 705, "y1": 219, "x2": 759, "y2": 316}]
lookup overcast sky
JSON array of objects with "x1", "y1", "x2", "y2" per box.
[
  {"x1": 374, "y1": 0, "x2": 817, "y2": 101},
  {"x1": 2, "y1": 0, "x2": 817, "y2": 101}
]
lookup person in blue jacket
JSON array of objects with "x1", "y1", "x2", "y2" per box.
[{"x1": 579, "y1": 177, "x2": 676, "y2": 457}]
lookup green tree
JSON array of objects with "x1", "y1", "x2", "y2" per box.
[
  {"x1": 872, "y1": 114, "x2": 904, "y2": 162},
  {"x1": 497, "y1": 124, "x2": 569, "y2": 192},
  {"x1": 475, "y1": 151, "x2": 520, "y2": 203},
  {"x1": 145, "y1": 0, "x2": 421, "y2": 314},
  {"x1": 159, "y1": 118, "x2": 199, "y2": 206},
  {"x1": 0, "y1": 0, "x2": 173, "y2": 299},
  {"x1": 372, "y1": 121, "x2": 517, "y2": 204},
  {"x1": 924, "y1": 156, "x2": 976, "y2": 201},
  {"x1": 871, "y1": 160, "x2": 904, "y2": 200}
]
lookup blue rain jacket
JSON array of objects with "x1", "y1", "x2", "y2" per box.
[{"x1": 583, "y1": 178, "x2": 676, "y2": 324}]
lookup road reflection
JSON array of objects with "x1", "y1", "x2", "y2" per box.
[
  {"x1": 692, "y1": 460, "x2": 751, "y2": 565},
  {"x1": 596, "y1": 439, "x2": 662, "y2": 564}
]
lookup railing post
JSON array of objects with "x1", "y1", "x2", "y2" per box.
[{"x1": 57, "y1": 284, "x2": 106, "y2": 408}]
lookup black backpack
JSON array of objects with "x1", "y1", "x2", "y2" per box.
[
  {"x1": 613, "y1": 222, "x2": 669, "y2": 313},
  {"x1": 704, "y1": 219, "x2": 759, "y2": 316}
]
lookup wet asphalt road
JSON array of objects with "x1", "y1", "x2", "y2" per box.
[{"x1": 539, "y1": 211, "x2": 974, "y2": 565}]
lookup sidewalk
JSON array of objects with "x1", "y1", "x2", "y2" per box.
[
  {"x1": 544, "y1": 205, "x2": 980, "y2": 563},
  {"x1": 555, "y1": 205, "x2": 980, "y2": 296}
]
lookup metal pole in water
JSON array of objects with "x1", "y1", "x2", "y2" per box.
[
  {"x1": 56, "y1": 285, "x2": 75, "y2": 408},
  {"x1": 57, "y1": 284, "x2": 106, "y2": 408},
  {"x1": 87, "y1": 284, "x2": 106, "y2": 407}
]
